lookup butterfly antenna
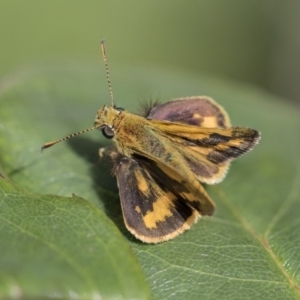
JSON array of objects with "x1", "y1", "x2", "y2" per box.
[
  {"x1": 41, "y1": 126, "x2": 98, "y2": 151},
  {"x1": 42, "y1": 41, "x2": 113, "y2": 152},
  {"x1": 101, "y1": 39, "x2": 114, "y2": 107}
]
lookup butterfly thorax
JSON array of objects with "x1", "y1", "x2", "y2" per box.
[{"x1": 94, "y1": 105, "x2": 151, "y2": 157}]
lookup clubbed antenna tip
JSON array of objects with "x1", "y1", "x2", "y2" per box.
[{"x1": 41, "y1": 126, "x2": 98, "y2": 152}]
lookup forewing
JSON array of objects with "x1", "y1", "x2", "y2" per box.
[
  {"x1": 146, "y1": 96, "x2": 236, "y2": 183},
  {"x1": 148, "y1": 119, "x2": 260, "y2": 183},
  {"x1": 112, "y1": 153, "x2": 213, "y2": 243},
  {"x1": 153, "y1": 124, "x2": 260, "y2": 162},
  {"x1": 147, "y1": 96, "x2": 231, "y2": 128}
]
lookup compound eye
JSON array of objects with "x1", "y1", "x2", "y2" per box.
[{"x1": 101, "y1": 125, "x2": 114, "y2": 139}]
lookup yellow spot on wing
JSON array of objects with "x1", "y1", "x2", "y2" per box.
[
  {"x1": 179, "y1": 191, "x2": 195, "y2": 202},
  {"x1": 143, "y1": 192, "x2": 175, "y2": 229},
  {"x1": 135, "y1": 170, "x2": 150, "y2": 196},
  {"x1": 201, "y1": 116, "x2": 218, "y2": 128},
  {"x1": 135, "y1": 206, "x2": 141, "y2": 213},
  {"x1": 193, "y1": 113, "x2": 201, "y2": 119}
]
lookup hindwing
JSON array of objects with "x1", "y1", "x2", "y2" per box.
[{"x1": 112, "y1": 152, "x2": 213, "y2": 243}]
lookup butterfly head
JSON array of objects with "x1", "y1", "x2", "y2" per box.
[{"x1": 94, "y1": 105, "x2": 124, "y2": 139}]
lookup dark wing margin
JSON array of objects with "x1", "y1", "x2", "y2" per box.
[
  {"x1": 112, "y1": 153, "x2": 211, "y2": 243},
  {"x1": 146, "y1": 96, "x2": 231, "y2": 128}
]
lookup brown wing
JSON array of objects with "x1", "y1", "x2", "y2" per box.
[
  {"x1": 148, "y1": 122, "x2": 260, "y2": 184},
  {"x1": 146, "y1": 96, "x2": 231, "y2": 128},
  {"x1": 111, "y1": 152, "x2": 214, "y2": 243},
  {"x1": 145, "y1": 96, "x2": 236, "y2": 183}
]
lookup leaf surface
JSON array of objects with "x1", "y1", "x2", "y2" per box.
[
  {"x1": 0, "y1": 176, "x2": 149, "y2": 299},
  {"x1": 0, "y1": 63, "x2": 299, "y2": 299}
]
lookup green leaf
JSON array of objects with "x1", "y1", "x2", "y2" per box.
[
  {"x1": 0, "y1": 62, "x2": 300, "y2": 299},
  {"x1": 0, "y1": 179, "x2": 149, "y2": 299}
]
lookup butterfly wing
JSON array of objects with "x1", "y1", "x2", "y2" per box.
[
  {"x1": 149, "y1": 121, "x2": 260, "y2": 183},
  {"x1": 147, "y1": 97, "x2": 259, "y2": 184},
  {"x1": 147, "y1": 96, "x2": 231, "y2": 128},
  {"x1": 111, "y1": 152, "x2": 213, "y2": 243}
]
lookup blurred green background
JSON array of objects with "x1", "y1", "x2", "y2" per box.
[
  {"x1": 1, "y1": 2, "x2": 300, "y2": 299},
  {"x1": 1, "y1": 0, "x2": 299, "y2": 104}
]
